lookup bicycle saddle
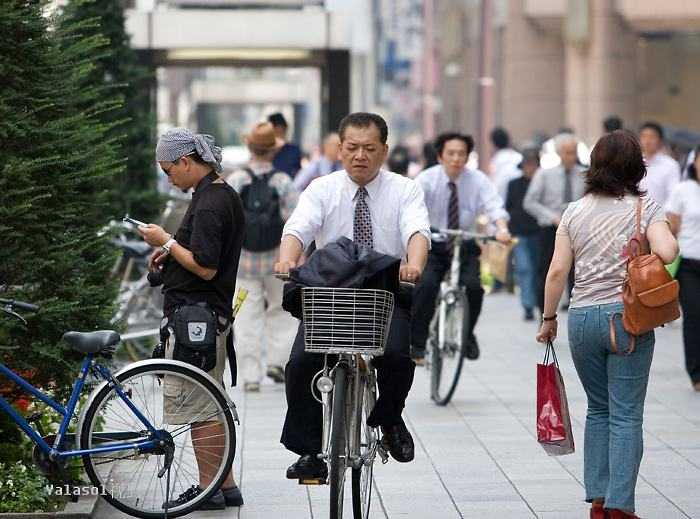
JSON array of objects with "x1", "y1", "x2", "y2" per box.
[{"x1": 62, "y1": 330, "x2": 120, "y2": 355}]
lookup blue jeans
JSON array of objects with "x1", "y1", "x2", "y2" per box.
[
  {"x1": 512, "y1": 235, "x2": 539, "y2": 312},
  {"x1": 568, "y1": 303, "x2": 654, "y2": 513}
]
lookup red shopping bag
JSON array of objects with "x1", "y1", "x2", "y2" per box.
[{"x1": 536, "y1": 341, "x2": 575, "y2": 456}]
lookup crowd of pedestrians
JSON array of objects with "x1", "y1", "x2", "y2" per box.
[{"x1": 139, "y1": 111, "x2": 697, "y2": 517}]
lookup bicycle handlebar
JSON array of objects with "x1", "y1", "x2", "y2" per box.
[
  {"x1": 431, "y1": 229, "x2": 518, "y2": 246},
  {"x1": 275, "y1": 273, "x2": 415, "y2": 289},
  {"x1": 0, "y1": 298, "x2": 39, "y2": 312},
  {"x1": 431, "y1": 229, "x2": 496, "y2": 241}
]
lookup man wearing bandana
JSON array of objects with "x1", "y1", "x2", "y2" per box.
[{"x1": 137, "y1": 128, "x2": 246, "y2": 510}]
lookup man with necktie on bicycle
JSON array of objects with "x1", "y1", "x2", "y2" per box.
[
  {"x1": 274, "y1": 112, "x2": 431, "y2": 480},
  {"x1": 411, "y1": 132, "x2": 511, "y2": 364}
]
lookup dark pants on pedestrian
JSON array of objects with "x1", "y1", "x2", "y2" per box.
[
  {"x1": 536, "y1": 225, "x2": 574, "y2": 313},
  {"x1": 512, "y1": 234, "x2": 540, "y2": 313},
  {"x1": 411, "y1": 241, "x2": 483, "y2": 350},
  {"x1": 678, "y1": 258, "x2": 700, "y2": 384},
  {"x1": 281, "y1": 304, "x2": 415, "y2": 456}
]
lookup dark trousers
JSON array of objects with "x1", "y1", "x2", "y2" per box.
[
  {"x1": 678, "y1": 258, "x2": 700, "y2": 384},
  {"x1": 536, "y1": 226, "x2": 574, "y2": 313},
  {"x1": 411, "y1": 242, "x2": 483, "y2": 349},
  {"x1": 281, "y1": 304, "x2": 414, "y2": 456}
]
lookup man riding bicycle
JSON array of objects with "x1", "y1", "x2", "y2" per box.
[
  {"x1": 274, "y1": 112, "x2": 430, "y2": 481},
  {"x1": 411, "y1": 132, "x2": 511, "y2": 364}
]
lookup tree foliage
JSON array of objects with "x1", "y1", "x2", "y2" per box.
[
  {"x1": 0, "y1": 1, "x2": 122, "y2": 394},
  {"x1": 61, "y1": 0, "x2": 160, "y2": 220}
]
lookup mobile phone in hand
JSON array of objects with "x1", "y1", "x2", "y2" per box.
[{"x1": 123, "y1": 215, "x2": 148, "y2": 227}]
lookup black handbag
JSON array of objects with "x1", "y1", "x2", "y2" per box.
[{"x1": 171, "y1": 303, "x2": 218, "y2": 372}]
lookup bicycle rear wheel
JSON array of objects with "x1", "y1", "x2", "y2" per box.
[
  {"x1": 352, "y1": 368, "x2": 377, "y2": 519},
  {"x1": 329, "y1": 364, "x2": 348, "y2": 519},
  {"x1": 80, "y1": 361, "x2": 236, "y2": 519},
  {"x1": 430, "y1": 291, "x2": 468, "y2": 406}
]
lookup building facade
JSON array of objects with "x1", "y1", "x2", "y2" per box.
[{"x1": 426, "y1": 0, "x2": 700, "y2": 150}]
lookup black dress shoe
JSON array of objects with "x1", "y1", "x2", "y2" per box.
[
  {"x1": 162, "y1": 485, "x2": 225, "y2": 510},
  {"x1": 463, "y1": 334, "x2": 480, "y2": 360},
  {"x1": 286, "y1": 454, "x2": 328, "y2": 480},
  {"x1": 222, "y1": 485, "x2": 244, "y2": 507},
  {"x1": 380, "y1": 422, "x2": 415, "y2": 463}
]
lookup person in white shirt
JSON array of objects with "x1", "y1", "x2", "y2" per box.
[
  {"x1": 489, "y1": 127, "x2": 522, "y2": 200},
  {"x1": 411, "y1": 132, "x2": 511, "y2": 363},
  {"x1": 666, "y1": 145, "x2": 700, "y2": 391},
  {"x1": 638, "y1": 121, "x2": 681, "y2": 206},
  {"x1": 274, "y1": 112, "x2": 430, "y2": 480}
]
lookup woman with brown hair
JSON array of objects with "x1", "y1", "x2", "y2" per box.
[{"x1": 536, "y1": 130, "x2": 678, "y2": 518}]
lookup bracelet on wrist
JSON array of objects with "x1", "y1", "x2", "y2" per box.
[{"x1": 542, "y1": 314, "x2": 557, "y2": 322}]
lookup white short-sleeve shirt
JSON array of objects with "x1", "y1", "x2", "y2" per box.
[
  {"x1": 665, "y1": 180, "x2": 700, "y2": 260},
  {"x1": 282, "y1": 169, "x2": 431, "y2": 259},
  {"x1": 640, "y1": 152, "x2": 681, "y2": 206}
]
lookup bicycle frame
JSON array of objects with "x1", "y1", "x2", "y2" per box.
[
  {"x1": 319, "y1": 353, "x2": 380, "y2": 470},
  {"x1": 0, "y1": 354, "x2": 160, "y2": 460}
]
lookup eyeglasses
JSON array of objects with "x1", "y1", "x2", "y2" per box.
[
  {"x1": 160, "y1": 152, "x2": 197, "y2": 176},
  {"x1": 161, "y1": 163, "x2": 175, "y2": 176}
]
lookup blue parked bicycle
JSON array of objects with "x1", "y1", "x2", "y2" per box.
[{"x1": 0, "y1": 298, "x2": 237, "y2": 518}]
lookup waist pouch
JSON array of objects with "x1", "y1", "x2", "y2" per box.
[{"x1": 171, "y1": 303, "x2": 218, "y2": 372}]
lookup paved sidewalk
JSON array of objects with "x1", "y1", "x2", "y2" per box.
[{"x1": 96, "y1": 293, "x2": 700, "y2": 519}]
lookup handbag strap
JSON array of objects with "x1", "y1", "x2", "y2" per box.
[{"x1": 627, "y1": 198, "x2": 644, "y2": 259}]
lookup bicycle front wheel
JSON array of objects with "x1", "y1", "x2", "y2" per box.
[
  {"x1": 430, "y1": 291, "x2": 468, "y2": 406},
  {"x1": 329, "y1": 364, "x2": 348, "y2": 519},
  {"x1": 80, "y1": 361, "x2": 236, "y2": 519},
  {"x1": 352, "y1": 368, "x2": 377, "y2": 519}
]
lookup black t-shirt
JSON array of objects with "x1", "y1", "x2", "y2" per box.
[
  {"x1": 505, "y1": 176, "x2": 540, "y2": 236},
  {"x1": 162, "y1": 171, "x2": 246, "y2": 319}
]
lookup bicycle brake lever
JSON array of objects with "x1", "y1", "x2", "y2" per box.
[{"x1": 4, "y1": 309, "x2": 27, "y2": 325}]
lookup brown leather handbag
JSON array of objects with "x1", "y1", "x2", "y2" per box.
[{"x1": 612, "y1": 198, "x2": 680, "y2": 353}]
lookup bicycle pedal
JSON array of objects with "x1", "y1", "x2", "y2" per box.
[{"x1": 298, "y1": 477, "x2": 327, "y2": 485}]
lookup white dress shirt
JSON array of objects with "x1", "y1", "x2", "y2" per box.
[
  {"x1": 414, "y1": 165, "x2": 509, "y2": 230},
  {"x1": 665, "y1": 180, "x2": 700, "y2": 260},
  {"x1": 640, "y1": 152, "x2": 681, "y2": 206},
  {"x1": 283, "y1": 169, "x2": 431, "y2": 258},
  {"x1": 490, "y1": 148, "x2": 522, "y2": 200}
]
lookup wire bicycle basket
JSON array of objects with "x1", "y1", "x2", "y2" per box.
[{"x1": 301, "y1": 287, "x2": 395, "y2": 355}]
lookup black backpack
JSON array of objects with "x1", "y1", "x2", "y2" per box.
[{"x1": 240, "y1": 168, "x2": 285, "y2": 252}]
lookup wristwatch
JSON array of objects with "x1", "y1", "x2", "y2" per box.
[{"x1": 161, "y1": 238, "x2": 176, "y2": 254}]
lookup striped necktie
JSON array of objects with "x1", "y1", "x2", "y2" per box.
[
  {"x1": 448, "y1": 181, "x2": 459, "y2": 229},
  {"x1": 353, "y1": 187, "x2": 374, "y2": 249}
]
